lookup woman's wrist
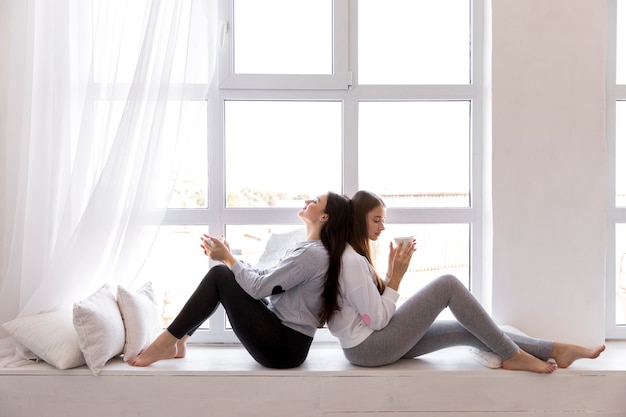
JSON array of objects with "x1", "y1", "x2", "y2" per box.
[
  {"x1": 222, "y1": 254, "x2": 238, "y2": 269},
  {"x1": 386, "y1": 279, "x2": 400, "y2": 291}
]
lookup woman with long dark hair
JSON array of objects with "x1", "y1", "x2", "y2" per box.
[
  {"x1": 327, "y1": 190, "x2": 604, "y2": 373},
  {"x1": 131, "y1": 191, "x2": 351, "y2": 369}
]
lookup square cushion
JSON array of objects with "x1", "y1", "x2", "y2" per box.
[
  {"x1": 116, "y1": 281, "x2": 162, "y2": 361},
  {"x1": 2, "y1": 311, "x2": 85, "y2": 369},
  {"x1": 73, "y1": 283, "x2": 125, "y2": 375}
]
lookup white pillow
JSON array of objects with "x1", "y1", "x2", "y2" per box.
[
  {"x1": 469, "y1": 347, "x2": 502, "y2": 368},
  {"x1": 73, "y1": 283, "x2": 125, "y2": 375},
  {"x1": 2, "y1": 311, "x2": 85, "y2": 369},
  {"x1": 116, "y1": 281, "x2": 162, "y2": 362}
]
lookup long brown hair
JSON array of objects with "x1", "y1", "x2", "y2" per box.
[
  {"x1": 349, "y1": 190, "x2": 386, "y2": 295},
  {"x1": 319, "y1": 192, "x2": 352, "y2": 324}
]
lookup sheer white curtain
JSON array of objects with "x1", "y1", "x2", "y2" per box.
[{"x1": 0, "y1": 0, "x2": 215, "y2": 345}]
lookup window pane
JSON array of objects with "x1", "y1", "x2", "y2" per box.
[
  {"x1": 358, "y1": 0, "x2": 471, "y2": 85},
  {"x1": 225, "y1": 101, "x2": 342, "y2": 207},
  {"x1": 95, "y1": 101, "x2": 207, "y2": 209},
  {"x1": 358, "y1": 101, "x2": 470, "y2": 207},
  {"x1": 618, "y1": 0, "x2": 626, "y2": 84},
  {"x1": 618, "y1": 102, "x2": 626, "y2": 207},
  {"x1": 135, "y1": 225, "x2": 210, "y2": 327},
  {"x1": 168, "y1": 102, "x2": 208, "y2": 208},
  {"x1": 617, "y1": 224, "x2": 626, "y2": 325},
  {"x1": 233, "y1": 0, "x2": 332, "y2": 74},
  {"x1": 226, "y1": 224, "x2": 304, "y2": 268},
  {"x1": 373, "y1": 223, "x2": 470, "y2": 319}
]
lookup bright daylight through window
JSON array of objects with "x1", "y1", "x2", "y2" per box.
[{"x1": 134, "y1": 0, "x2": 479, "y2": 340}]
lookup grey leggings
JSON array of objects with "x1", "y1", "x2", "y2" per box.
[{"x1": 343, "y1": 274, "x2": 553, "y2": 367}]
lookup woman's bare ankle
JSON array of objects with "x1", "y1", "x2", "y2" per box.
[
  {"x1": 501, "y1": 349, "x2": 556, "y2": 374},
  {"x1": 128, "y1": 331, "x2": 179, "y2": 367},
  {"x1": 175, "y1": 336, "x2": 190, "y2": 359}
]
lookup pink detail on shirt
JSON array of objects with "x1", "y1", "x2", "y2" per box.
[{"x1": 361, "y1": 314, "x2": 371, "y2": 326}]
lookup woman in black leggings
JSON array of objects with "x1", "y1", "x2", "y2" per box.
[{"x1": 130, "y1": 191, "x2": 351, "y2": 368}]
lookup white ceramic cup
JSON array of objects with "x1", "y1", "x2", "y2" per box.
[
  {"x1": 204, "y1": 235, "x2": 224, "y2": 247},
  {"x1": 393, "y1": 236, "x2": 414, "y2": 246}
]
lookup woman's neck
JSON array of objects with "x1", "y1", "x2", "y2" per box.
[{"x1": 305, "y1": 225, "x2": 321, "y2": 241}]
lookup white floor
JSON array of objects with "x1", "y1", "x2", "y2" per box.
[{"x1": 2, "y1": 341, "x2": 626, "y2": 416}]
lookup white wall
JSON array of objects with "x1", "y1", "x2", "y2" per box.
[{"x1": 490, "y1": 0, "x2": 607, "y2": 345}]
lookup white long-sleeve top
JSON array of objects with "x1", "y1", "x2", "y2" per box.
[
  {"x1": 231, "y1": 240, "x2": 328, "y2": 337},
  {"x1": 327, "y1": 245, "x2": 400, "y2": 348}
]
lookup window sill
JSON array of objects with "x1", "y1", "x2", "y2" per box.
[{"x1": 2, "y1": 342, "x2": 626, "y2": 416}]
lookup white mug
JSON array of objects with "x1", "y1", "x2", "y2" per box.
[{"x1": 393, "y1": 236, "x2": 414, "y2": 246}]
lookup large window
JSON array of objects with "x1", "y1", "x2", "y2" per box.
[
  {"x1": 136, "y1": 0, "x2": 483, "y2": 342},
  {"x1": 608, "y1": 0, "x2": 626, "y2": 338}
]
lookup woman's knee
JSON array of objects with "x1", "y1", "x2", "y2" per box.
[
  {"x1": 435, "y1": 274, "x2": 463, "y2": 288},
  {"x1": 432, "y1": 274, "x2": 469, "y2": 296},
  {"x1": 209, "y1": 264, "x2": 232, "y2": 278},
  {"x1": 198, "y1": 264, "x2": 234, "y2": 288}
]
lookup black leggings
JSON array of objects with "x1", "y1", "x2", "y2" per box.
[{"x1": 167, "y1": 264, "x2": 313, "y2": 369}]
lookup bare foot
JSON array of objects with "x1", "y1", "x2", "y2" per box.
[
  {"x1": 551, "y1": 343, "x2": 606, "y2": 368},
  {"x1": 128, "y1": 331, "x2": 178, "y2": 367},
  {"x1": 175, "y1": 335, "x2": 190, "y2": 359},
  {"x1": 502, "y1": 349, "x2": 557, "y2": 374}
]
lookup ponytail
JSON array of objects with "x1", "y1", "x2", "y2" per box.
[{"x1": 319, "y1": 192, "x2": 352, "y2": 324}]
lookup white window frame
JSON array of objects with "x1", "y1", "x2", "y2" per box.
[
  {"x1": 162, "y1": 0, "x2": 484, "y2": 343},
  {"x1": 217, "y1": 0, "x2": 350, "y2": 90},
  {"x1": 606, "y1": 0, "x2": 626, "y2": 339}
]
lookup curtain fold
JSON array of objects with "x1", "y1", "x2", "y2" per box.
[{"x1": 0, "y1": 0, "x2": 215, "y2": 347}]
